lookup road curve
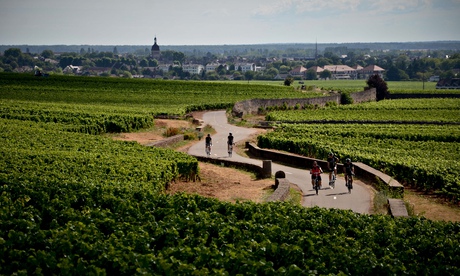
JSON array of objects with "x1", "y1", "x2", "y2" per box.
[{"x1": 188, "y1": 110, "x2": 372, "y2": 214}]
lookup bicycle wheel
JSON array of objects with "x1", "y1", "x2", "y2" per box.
[
  {"x1": 315, "y1": 179, "x2": 319, "y2": 195},
  {"x1": 228, "y1": 144, "x2": 233, "y2": 157},
  {"x1": 329, "y1": 172, "x2": 335, "y2": 189},
  {"x1": 347, "y1": 179, "x2": 352, "y2": 194}
]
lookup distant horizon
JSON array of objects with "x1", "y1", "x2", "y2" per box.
[
  {"x1": 1, "y1": 1, "x2": 459, "y2": 46},
  {"x1": 2, "y1": 40, "x2": 460, "y2": 47}
]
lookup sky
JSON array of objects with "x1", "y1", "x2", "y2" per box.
[{"x1": 1, "y1": 0, "x2": 460, "y2": 46}]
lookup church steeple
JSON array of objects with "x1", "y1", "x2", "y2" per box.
[{"x1": 151, "y1": 36, "x2": 160, "y2": 59}]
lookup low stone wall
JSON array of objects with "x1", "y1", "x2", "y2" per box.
[
  {"x1": 191, "y1": 155, "x2": 269, "y2": 179},
  {"x1": 145, "y1": 134, "x2": 184, "y2": 148},
  {"x1": 232, "y1": 88, "x2": 376, "y2": 117},
  {"x1": 232, "y1": 95, "x2": 339, "y2": 117},
  {"x1": 246, "y1": 141, "x2": 324, "y2": 169},
  {"x1": 351, "y1": 88, "x2": 376, "y2": 103},
  {"x1": 353, "y1": 162, "x2": 404, "y2": 197},
  {"x1": 388, "y1": 199, "x2": 409, "y2": 217},
  {"x1": 266, "y1": 178, "x2": 291, "y2": 202}
]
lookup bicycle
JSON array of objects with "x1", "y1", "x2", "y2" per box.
[
  {"x1": 205, "y1": 144, "x2": 211, "y2": 156},
  {"x1": 227, "y1": 143, "x2": 234, "y2": 157},
  {"x1": 346, "y1": 174, "x2": 354, "y2": 194},
  {"x1": 329, "y1": 170, "x2": 336, "y2": 189},
  {"x1": 313, "y1": 176, "x2": 320, "y2": 195}
]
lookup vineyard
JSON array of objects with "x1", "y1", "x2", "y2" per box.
[
  {"x1": 1, "y1": 73, "x2": 460, "y2": 274},
  {"x1": 260, "y1": 98, "x2": 460, "y2": 201},
  {"x1": 229, "y1": 79, "x2": 460, "y2": 94},
  {"x1": 266, "y1": 98, "x2": 460, "y2": 123},
  {"x1": 0, "y1": 73, "x2": 321, "y2": 116}
]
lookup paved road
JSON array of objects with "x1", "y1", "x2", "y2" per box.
[{"x1": 188, "y1": 110, "x2": 372, "y2": 214}]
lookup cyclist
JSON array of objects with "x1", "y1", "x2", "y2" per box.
[
  {"x1": 310, "y1": 161, "x2": 323, "y2": 190},
  {"x1": 343, "y1": 158, "x2": 355, "y2": 187},
  {"x1": 205, "y1": 134, "x2": 212, "y2": 156},
  {"x1": 327, "y1": 152, "x2": 339, "y2": 186},
  {"x1": 227, "y1": 133, "x2": 234, "y2": 156}
]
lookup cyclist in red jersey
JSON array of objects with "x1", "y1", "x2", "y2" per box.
[{"x1": 310, "y1": 161, "x2": 323, "y2": 189}]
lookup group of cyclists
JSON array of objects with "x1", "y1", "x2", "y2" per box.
[
  {"x1": 205, "y1": 133, "x2": 354, "y2": 192},
  {"x1": 204, "y1": 132, "x2": 234, "y2": 157},
  {"x1": 310, "y1": 152, "x2": 355, "y2": 192}
]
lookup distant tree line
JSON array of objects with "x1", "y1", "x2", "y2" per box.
[{"x1": 1, "y1": 46, "x2": 459, "y2": 81}]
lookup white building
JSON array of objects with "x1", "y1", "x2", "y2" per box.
[
  {"x1": 235, "y1": 63, "x2": 255, "y2": 72},
  {"x1": 289, "y1": 66, "x2": 307, "y2": 77},
  {"x1": 182, "y1": 64, "x2": 205, "y2": 75},
  {"x1": 157, "y1": 64, "x2": 171, "y2": 72},
  {"x1": 323, "y1": 65, "x2": 357, "y2": 80},
  {"x1": 205, "y1": 63, "x2": 228, "y2": 72},
  {"x1": 63, "y1": 65, "x2": 81, "y2": 74}
]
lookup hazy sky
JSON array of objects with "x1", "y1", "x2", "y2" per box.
[{"x1": 1, "y1": 0, "x2": 459, "y2": 46}]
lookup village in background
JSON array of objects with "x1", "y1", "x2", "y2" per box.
[{"x1": 1, "y1": 39, "x2": 459, "y2": 88}]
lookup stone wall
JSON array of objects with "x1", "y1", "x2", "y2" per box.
[
  {"x1": 351, "y1": 87, "x2": 376, "y2": 103},
  {"x1": 232, "y1": 88, "x2": 377, "y2": 117},
  {"x1": 191, "y1": 155, "x2": 268, "y2": 179},
  {"x1": 145, "y1": 134, "x2": 184, "y2": 148},
  {"x1": 266, "y1": 178, "x2": 291, "y2": 202}
]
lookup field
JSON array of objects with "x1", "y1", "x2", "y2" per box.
[
  {"x1": 0, "y1": 73, "x2": 321, "y2": 116},
  {"x1": 230, "y1": 79, "x2": 460, "y2": 94},
  {"x1": 1, "y1": 73, "x2": 459, "y2": 274}
]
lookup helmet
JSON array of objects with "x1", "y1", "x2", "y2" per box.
[
  {"x1": 346, "y1": 158, "x2": 351, "y2": 162},
  {"x1": 229, "y1": 133, "x2": 232, "y2": 135},
  {"x1": 328, "y1": 152, "x2": 333, "y2": 156}
]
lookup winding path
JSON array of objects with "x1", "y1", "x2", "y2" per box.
[{"x1": 188, "y1": 110, "x2": 372, "y2": 214}]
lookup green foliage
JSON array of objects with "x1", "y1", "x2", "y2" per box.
[
  {"x1": 325, "y1": 101, "x2": 338, "y2": 108},
  {"x1": 340, "y1": 92, "x2": 354, "y2": 104},
  {"x1": 284, "y1": 77, "x2": 294, "y2": 86},
  {"x1": 0, "y1": 73, "x2": 307, "y2": 116},
  {"x1": 257, "y1": 122, "x2": 460, "y2": 201},
  {"x1": 1, "y1": 73, "x2": 460, "y2": 274},
  {"x1": 367, "y1": 74, "x2": 390, "y2": 100},
  {"x1": 0, "y1": 100, "x2": 155, "y2": 134},
  {"x1": 0, "y1": 119, "x2": 198, "y2": 189},
  {"x1": 266, "y1": 98, "x2": 460, "y2": 123},
  {"x1": 1, "y1": 192, "x2": 459, "y2": 274}
]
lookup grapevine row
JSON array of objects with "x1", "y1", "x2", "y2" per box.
[
  {"x1": 257, "y1": 123, "x2": 460, "y2": 200},
  {"x1": 266, "y1": 98, "x2": 460, "y2": 123}
]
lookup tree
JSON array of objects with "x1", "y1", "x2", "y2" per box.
[
  {"x1": 41, "y1": 50, "x2": 54, "y2": 59},
  {"x1": 305, "y1": 69, "x2": 317, "y2": 80},
  {"x1": 279, "y1": 65, "x2": 290, "y2": 74},
  {"x1": 284, "y1": 77, "x2": 294, "y2": 86},
  {"x1": 4, "y1": 48, "x2": 22, "y2": 58},
  {"x1": 244, "y1": 71, "x2": 255, "y2": 81},
  {"x1": 233, "y1": 71, "x2": 244, "y2": 80},
  {"x1": 320, "y1": 69, "x2": 332, "y2": 80},
  {"x1": 216, "y1": 65, "x2": 227, "y2": 75},
  {"x1": 148, "y1": 59, "x2": 158, "y2": 67},
  {"x1": 366, "y1": 74, "x2": 389, "y2": 101},
  {"x1": 385, "y1": 65, "x2": 409, "y2": 81},
  {"x1": 139, "y1": 59, "x2": 149, "y2": 67},
  {"x1": 262, "y1": 67, "x2": 278, "y2": 79}
]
